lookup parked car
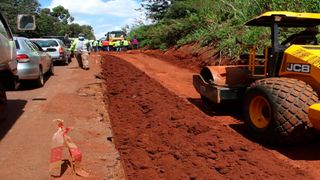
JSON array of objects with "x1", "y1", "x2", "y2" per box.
[
  {"x1": 41, "y1": 36, "x2": 72, "y2": 62},
  {"x1": 0, "y1": 12, "x2": 19, "y2": 94},
  {"x1": 30, "y1": 38, "x2": 70, "y2": 65},
  {"x1": 14, "y1": 37, "x2": 54, "y2": 87},
  {"x1": 41, "y1": 35, "x2": 71, "y2": 48}
]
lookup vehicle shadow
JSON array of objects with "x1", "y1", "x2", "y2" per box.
[
  {"x1": 17, "y1": 75, "x2": 52, "y2": 91},
  {"x1": 230, "y1": 123, "x2": 320, "y2": 161},
  {"x1": 53, "y1": 62, "x2": 69, "y2": 66},
  {"x1": 0, "y1": 99, "x2": 27, "y2": 140},
  {"x1": 187, "y1": 97, "x2": 243, "y2": 119},
  {"x1": 188, "y1": 97, "x2": 320, "y2": 161}
]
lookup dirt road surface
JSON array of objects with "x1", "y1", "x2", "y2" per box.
[
  {"x1": 103, "y1": 51, "x2": 320, "y2": 179},
  {"x1": 0, "y1": 54, "x2": 124, "y2": 179}
]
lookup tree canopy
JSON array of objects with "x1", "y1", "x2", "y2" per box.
[{"x1": 0, "y1": 0, "x2": 95, "y2": 39}]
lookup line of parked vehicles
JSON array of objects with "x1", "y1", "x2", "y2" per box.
[
  {"x1": 0, "y1": 12, "x2": 71, "y2": 111},
  {"x1": 15, "y1": 37, "x2": 71, "y2": 87}
]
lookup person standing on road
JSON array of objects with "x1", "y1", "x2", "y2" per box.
[
  {"x1": 98, "y1": 40, "x2": 102, "y2": 51},
  {"x1": 102, "y1": 39, "x2": 110, "y2": 51},
  {"x1": 70, "y1": 33, "x2": 90, "y2": 70},
  {"x1": 115, "y1": 40, "x2": 121, "y2": 52},
  {"x1": 122, "y1": 39, "x2": 129, "y2": 51},
  {"x1": 92, "y1": 40, "x2": 98, "y2": 52},
  {"x1": 132, "y1": 36, "x2": 139, "y2": 49}
]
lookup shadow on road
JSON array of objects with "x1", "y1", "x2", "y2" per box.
[
  {"x1": 16, "y1": 75, "x2": 52, "y2": 91},
  {"x1": 230, "y1": 123, "x2": 320, "y2": 161},
  {"x1": 51, "y1": 159, "x2": 71, "y2": 178},
  {"x1": 0, "y1": 99, "x2": 27, "y2": 140},
  {"x1": 188, "y1": 97, "x2": 320, "y2": 161},
  {"x1": 187, "y1": 97, "x2": 243, "y2": 119}
]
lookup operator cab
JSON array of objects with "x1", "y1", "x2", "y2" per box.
[{"x1": 245, "y1": 11, "x2": 320, "y2": 77}]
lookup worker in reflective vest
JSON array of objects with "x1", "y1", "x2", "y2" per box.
[
  {"x1": 70, "y1": 33, "x2": 90, "y2": 70},
  {"x1": 122, "y1": 39, "x2": 129, "y2": 51},
  {"x1": 92, "y1": 40, "x2": 98, "y2": 52}
]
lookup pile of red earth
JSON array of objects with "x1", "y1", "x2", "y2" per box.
[
  {"x1": 142, "y1": 43, "x2": 233, "y2": 72},
  {"x1": 102, "y1": 55, "x2": 311, "y2": 179}
]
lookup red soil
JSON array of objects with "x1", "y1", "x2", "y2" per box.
[
  {"x1": 102, "y1": 54, "x2": 312, "y2": 180},
  {"x1": 142, "y1": 43, "x2": 233, "y2": 72}
]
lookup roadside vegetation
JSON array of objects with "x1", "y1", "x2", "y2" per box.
[
  {"x1": 0, "y1": 0, "x2": 94, "y2": 39},
  {"x1": 129, "y1": 0, "x2": 320, "y2": 58}
]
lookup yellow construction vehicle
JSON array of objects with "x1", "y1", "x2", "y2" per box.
[{"x1": 193, "y1": 11, "x2": 320, "y2": 144}]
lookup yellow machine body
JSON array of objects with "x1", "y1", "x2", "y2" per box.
[
  {"x1": 278, "y1": 45, "x2": 320, "y2": 129},
  {"x1": 194, "y1": 11, "x2": 320, "y2": 130},
  {"x1": 279, "y1": 45, "x2": 320, "y2": 91}
]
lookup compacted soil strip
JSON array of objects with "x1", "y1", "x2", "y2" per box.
[{"x1": 102, "y1": 55, "x2": 312, "y2": 180}]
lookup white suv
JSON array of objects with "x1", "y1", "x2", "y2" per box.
[{"x1": 0, "y1": 12, "x2": 19, "y2": 106}]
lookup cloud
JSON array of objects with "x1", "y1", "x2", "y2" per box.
[
  {"x1": 46, "y1": 0, "x2": 149, "y2": 39},
  {"x1": 49, "y1": 0, "x2": 140, "y2": 17},
  {"x1": 73, "y1": 19, "x2": 90, "y2": 25}
]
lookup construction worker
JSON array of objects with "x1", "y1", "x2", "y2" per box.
[
  {"x1": 132, "y1": 36, "x2": 139, "y2": 49},
  {"x1": 102, "y1": 39, "x2": 109, "y2": 51},
  {"x1": 109, "y1": 41, "x2": 114, "y2": 51},
  {"x1": 70, "y1": 33, "x2": 90, "y2": 70},
  {"x1": 89, "y1": 39, "x2": 94, "y2": 52},
  {"x1": 92, "y1": 40, "x2": 98, "y2": 52},
  {"x1": 115, "y1": 40, "x2": 121, "y2": 52},
  {"x1": 122, "y1": 39, "x2": 129, "y2": 51},
  {"x1": 98, "y1": 40, "x2": 102, "y2": 51}
]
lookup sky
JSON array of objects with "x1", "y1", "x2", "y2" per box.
[{"x1": 39, "y1": 0, "x2": 147, "y2": 39}]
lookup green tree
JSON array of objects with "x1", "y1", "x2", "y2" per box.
[
  {"x1": 0, "y1": 2, "x2": 95, "y2": 39},
  {"x1": 141, "y1": 0, "x2": 171, "y2": 21},
  {"x1": 51, "y1": 5, "x2": 74, "y2": 24},
  {"x1": 0, "y1": 0, "x2": 40, "y2": 34}
]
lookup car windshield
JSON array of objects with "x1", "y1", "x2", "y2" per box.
[{"x1": 33, "y1": 40, "x2": 58, "y2": 47}]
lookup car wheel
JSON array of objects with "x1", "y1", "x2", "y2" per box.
[
  {"x1": 36, "y1": 67, "x2": 44, "y2": 87},
  {"x1": 6, "y1": 76, "x2": 20, "y2": 91},
  {"x1": 0, "y1": 82, "x2": 7, "y2": 120}
]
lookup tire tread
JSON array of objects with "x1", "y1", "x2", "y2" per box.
[{"x1": 248, "y1": 77, "x2": 318, "y2": 144}]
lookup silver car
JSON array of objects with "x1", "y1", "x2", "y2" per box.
[
  {"x1": 14, "y1": 37, "x2": 54, "y2": 87},
  {"x1": 30, "y1": 38, "x2": 69, "y2": 65}
]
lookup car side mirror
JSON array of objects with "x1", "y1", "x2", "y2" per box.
[{"x1": 17, "y1": 14, "x2": 36, "y2": 30}]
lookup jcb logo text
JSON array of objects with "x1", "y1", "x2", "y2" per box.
[{"x1": 286, "y1": 63, "x2": 310, "y2": 73}]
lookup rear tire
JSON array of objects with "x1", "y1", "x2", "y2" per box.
[
  {"x1": 244, "y1": 77, "x2": 318, "y2": 144},
  {"x1": 6, "y1": 76, "x2": 20, "y2": 91},
  {"x1": 0, "y1": 82, "x2": 7, "y2": 120}
]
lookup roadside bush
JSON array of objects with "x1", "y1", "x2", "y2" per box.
[{"x1": 130, "y1": 0, "x2": 320, "y2": 58}]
